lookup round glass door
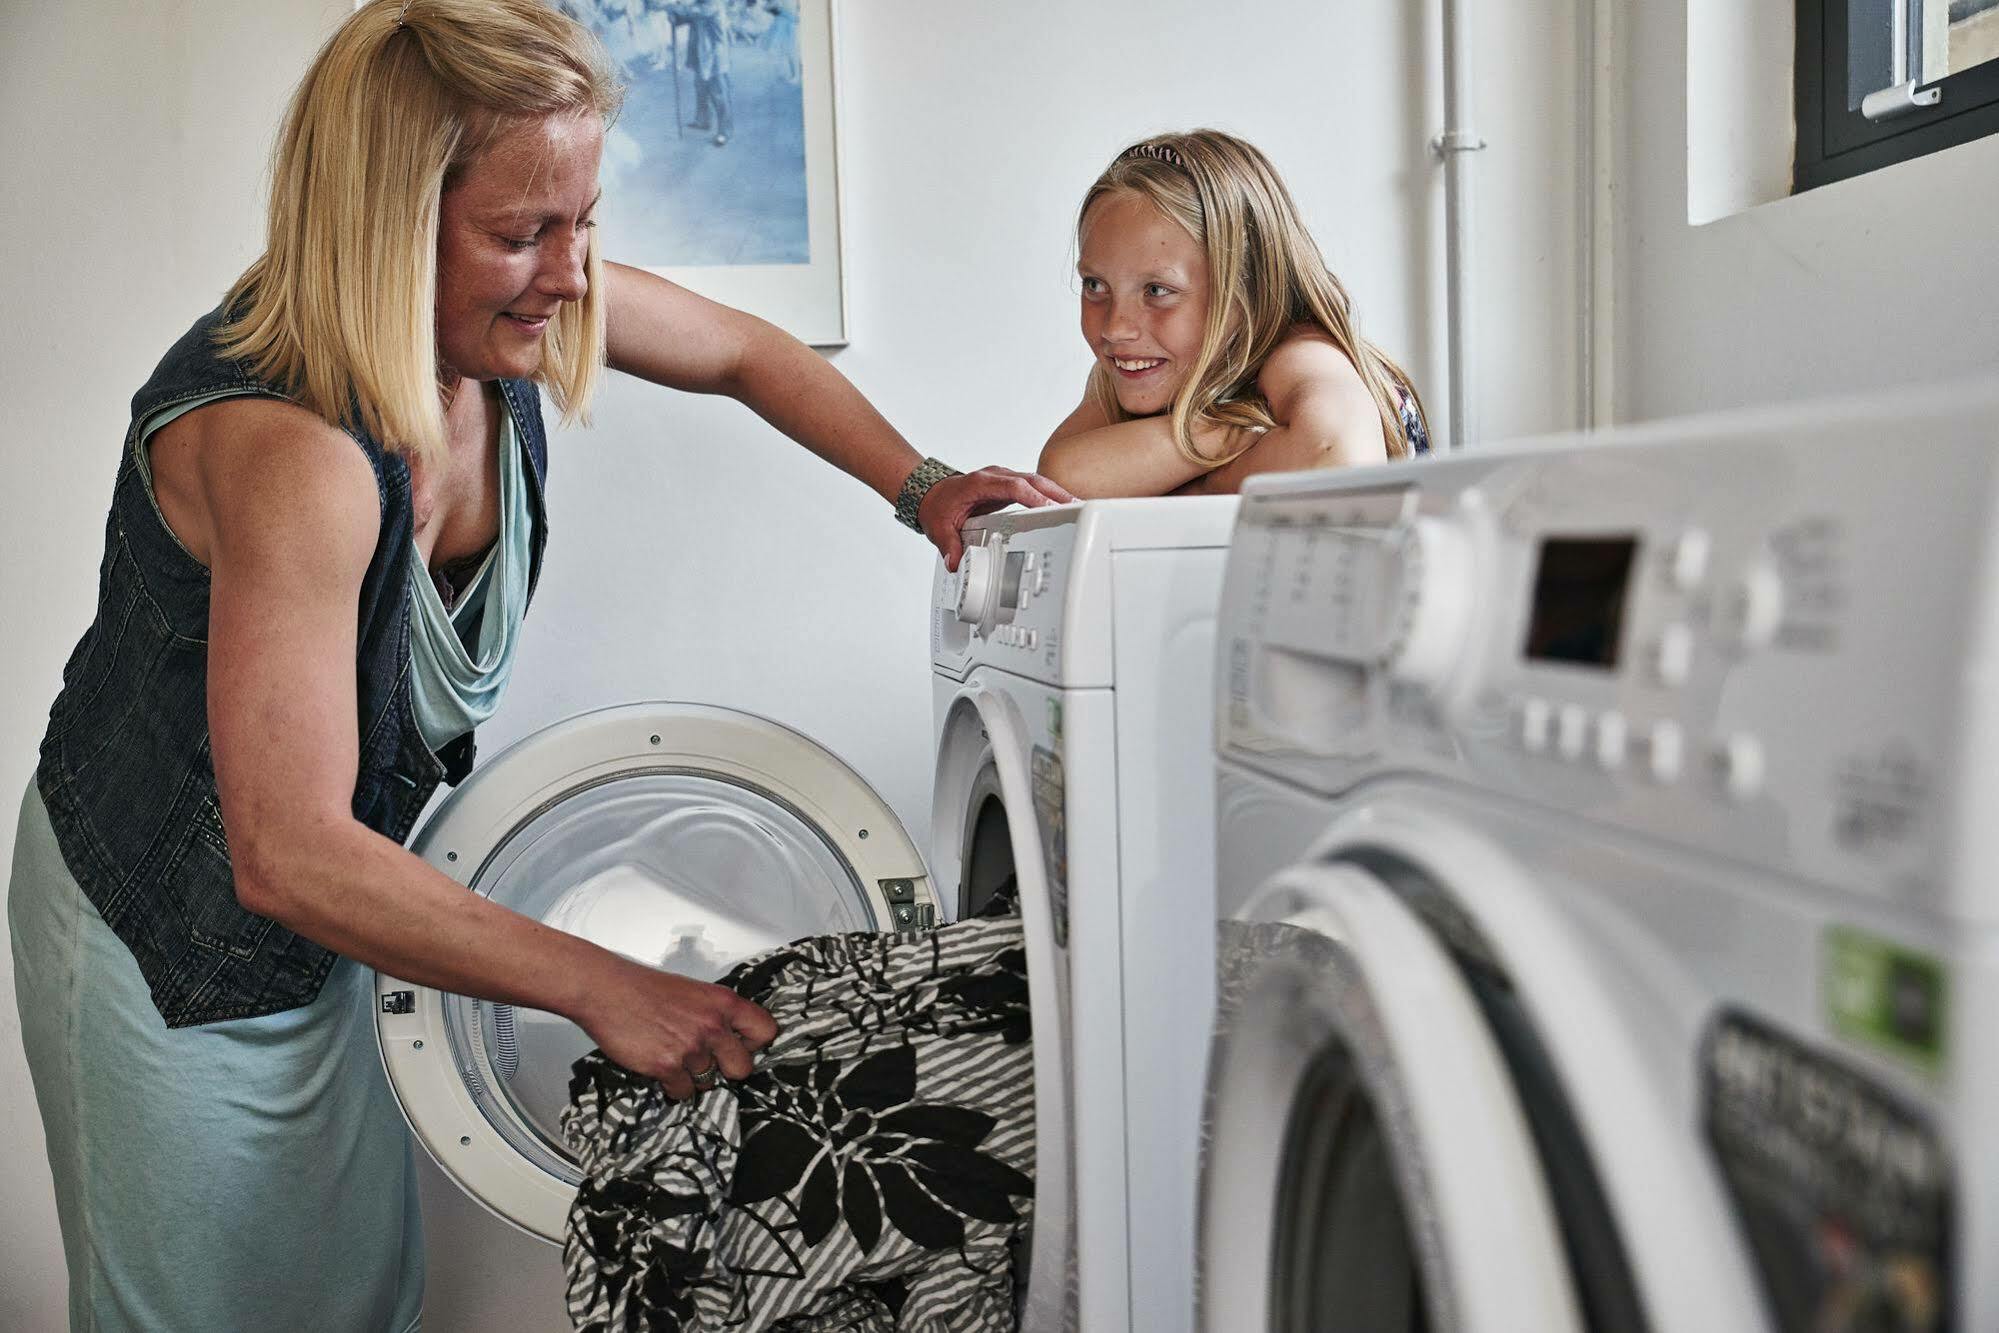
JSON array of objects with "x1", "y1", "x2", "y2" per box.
[{"x1": 444, "y1": 768, "x2": 881, "y2": 1185}]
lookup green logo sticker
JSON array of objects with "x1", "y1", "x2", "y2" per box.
[{"x1": 1824, "y1": 926, "x2": 1947, "y2": 1073}]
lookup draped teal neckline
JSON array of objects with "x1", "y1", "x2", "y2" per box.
[{"x1": 408, "y1": 410, "x2": 531, "y2": 752}]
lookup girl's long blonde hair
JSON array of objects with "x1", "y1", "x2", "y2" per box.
[
  {"x1": 1079, "y1": 129, "x2": 1429, "y2": 464},
  {"x1": 215, "y1": 0, "x2": 622, "y2": 466}
]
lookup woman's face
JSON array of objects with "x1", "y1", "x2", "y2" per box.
[
  {"x1": 1077, "y1": 191, "x2": 1210, "y2": 417},
  {"x1": 436, "y1": 111, "x2": 605, "y2": 383}
]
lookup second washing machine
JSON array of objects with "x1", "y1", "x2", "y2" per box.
[{"x1": 932, "y1": 496, "x2": 1238, "y2": 1332}]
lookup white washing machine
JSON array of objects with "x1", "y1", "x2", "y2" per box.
[
  {"x1": 931, "y1": 497, "x2": 1238, "y2": 1333},
  {"x1": 1199, "y1": 389, "x2": 1999, "y2": 1332},
  {"x1": 372, "y1": 703, "x2": 940, "y2": 1244}
]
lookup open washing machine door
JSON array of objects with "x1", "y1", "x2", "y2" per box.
[
  {"x1": 373, "y1": 702, "x2": 935, "y2": 1243},
  {"x1": 1201, "y1": 861, "x2": 1583, "y2": 1333}
]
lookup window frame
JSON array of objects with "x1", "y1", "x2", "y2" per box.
[{"x1": 1796, "y1": 0, "x2": 1999, "y2": 191}]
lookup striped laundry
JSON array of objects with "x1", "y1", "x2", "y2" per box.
[{"x1": 561, "y1": 897, "x2": 1035, "y2": 1331}]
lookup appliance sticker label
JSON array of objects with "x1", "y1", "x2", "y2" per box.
[
  {"x1": 1701, "y1": 1010, "x2": 1951, "y2": 1333},
  {"x1": 1823, "y1": 925, "x2": 1947, "y2": 1072}
]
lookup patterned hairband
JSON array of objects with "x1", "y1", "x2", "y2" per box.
[{"x1": 1122, "y1": 142, "x2": 1187, "y2": 171}]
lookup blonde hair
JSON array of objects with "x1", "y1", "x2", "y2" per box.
[
  {"x1": 1078, "y1": 129, "x2": 1430, "y2": 464},
  {"x1": 216, "y1": 0, "x2": 622, "y2": 465}
]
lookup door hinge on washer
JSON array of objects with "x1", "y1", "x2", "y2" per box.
[{"x1": 880, "y1": 879, "x2": 936, "y2": 930}]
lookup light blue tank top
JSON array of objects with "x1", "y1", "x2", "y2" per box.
[
  {"x1": 139, "y1": 390, "x2": 531, "y2": 757},
  {"x1": 408, "y1": 408, "x2": 532, "y2": 752}
]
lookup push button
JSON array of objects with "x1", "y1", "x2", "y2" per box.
[
  {"x1": 1667, "y1": 529, "x2": 1711, "y2": 592},
  {"x1": 1653, "y1": 624, "x2": 1693, "y2": 686},
  {"x1": 1712, "y1": 734, "x2": 1765, "y2": 802},
  {"x1": 1647, "y1": 721, "x2": 1683, "y2": 783},
  {"x1": 1594, "y1": 712, "x2": 1627, "y2": 770},
  {"x1": 1520, "y1": 698, "x2": 1552, "y2": 753},
  {"x1": 1717, "y1": 565, "x2": 1784, "y2": 649},
  {"x1": 1556, "y1": 704, "x2": 1589, "y2": 760}
]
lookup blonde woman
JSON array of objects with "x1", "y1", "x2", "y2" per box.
[
  {"x1": 1039, "y1": 129, "x2": 1430, "y2": 497},
  {"x1": 6, "y1": 2, "x2": 1067, "y2": 1326}
]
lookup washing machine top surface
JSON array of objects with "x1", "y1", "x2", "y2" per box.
[
  {"x1": 932, "y1": 495, "x2": 1238, "y2": 687},
  {"x1": 1214, "y1": 382, "x2": 1999, "y2": 926}
]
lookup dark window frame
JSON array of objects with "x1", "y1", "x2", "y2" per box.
[{"x1": 1797, "y1": 0, "x2": 1999, "y2": 191}]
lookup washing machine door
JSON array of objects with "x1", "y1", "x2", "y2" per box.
[
  {"x1": 373, "y1": 702, "x2": 934, "y2": 1243},
  {"x1": 1201, "y1": 861, "x2": 1582, "y2": 1333}
]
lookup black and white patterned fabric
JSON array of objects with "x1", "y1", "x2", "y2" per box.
[{"x1": 561, "y1": 900, "x2": 1035, "y2": 1332}]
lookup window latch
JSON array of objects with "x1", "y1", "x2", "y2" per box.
[{"x1": 1861, "y1": 80, "x2": 1942, "y2": 122}]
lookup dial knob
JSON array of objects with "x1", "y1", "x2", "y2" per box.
[
  {"x1": 956, "y1": 544, "x2": 998, "y2": 625},
  {"x1": 1381, "y1": 515, "x2": 1478, "y2": 692}
]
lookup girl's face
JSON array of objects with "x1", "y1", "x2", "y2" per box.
[
  {"x1": 436, "y1": 111, "x2": 604, "y2": 384},
  {"x1": 1077, "y1": 191, "x2": 1210, "y2": 417}
]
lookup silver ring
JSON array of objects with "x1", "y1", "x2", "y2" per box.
[{"x1": 690, "y1": 1062, "x2": 722, "y2": 1090}]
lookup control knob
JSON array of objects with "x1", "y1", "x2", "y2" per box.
[
  {"x1": 956, "y1": 543, "x2": 998, "y2": 625},
  {"x1": 1381, "y1": 515, "x2": 1479, "y2": 693}
]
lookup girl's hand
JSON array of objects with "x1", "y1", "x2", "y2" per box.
[
  {"x1": 919, "y1": 467, "x2": 1076, "y2": 571},
  {"x1": 576, "y1": 956, "x2": 780, "y2": 1100}
]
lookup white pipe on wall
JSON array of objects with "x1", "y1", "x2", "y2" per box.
[
  {"x1": 1583, "y1": 0, "x2": 1617, "y2": 428},
  {"x1": 1434, "y1": 0, "x2": 1486, "y2": 449}
]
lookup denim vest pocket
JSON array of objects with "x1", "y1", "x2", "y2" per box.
[{"x1": 165, "y1": 795, "x2": 277, "y2": 962}]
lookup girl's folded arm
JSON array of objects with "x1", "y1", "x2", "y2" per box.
[
  {"x1": 1039, "y1": 389, "x2": 1253, "y2": 498},
  {"x1": 1174, "y1": 336, "x2": 1388, "y2": 495}
]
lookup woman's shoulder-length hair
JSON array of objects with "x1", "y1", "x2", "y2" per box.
[{"x1": 217, "y1": 0, "x2": 623, "y2": 466}]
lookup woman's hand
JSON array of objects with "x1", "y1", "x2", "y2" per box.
[
  {"x1": 577, "y1": 956, "x2": 780, "y2": 1100},
  {"x1": 919, "y1": 467, "x2": 1076, "y2": 571}
]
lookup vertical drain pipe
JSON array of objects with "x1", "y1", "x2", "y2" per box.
[{"x1": 1433, "y1": 0, "x2": 1486, "y2": 449}]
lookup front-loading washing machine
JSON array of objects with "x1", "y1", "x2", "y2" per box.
[
  {"x1": 1199, "y1": 388, "x2": 1999, "y2": 1331},
  {"x1": 931, "y1": 496, "x2": 1238, "y2": 1333}
]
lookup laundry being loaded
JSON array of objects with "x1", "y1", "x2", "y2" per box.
[{"x1": 562, "y1": 883, "x2": 1035, "y2": 1332}]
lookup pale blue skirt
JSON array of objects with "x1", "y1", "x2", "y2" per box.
[{"x1": 9, "y1": 782, "x2": 425, "y2": 1331}]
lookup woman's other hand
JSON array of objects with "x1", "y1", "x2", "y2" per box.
[
  {"x1": 919, "y1": 467, "x2": 1075, "y2": 571},
  {"x1": 579, "y1": 958, "x2": 780, "y2": 1100}
]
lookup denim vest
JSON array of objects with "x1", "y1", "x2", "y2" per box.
[{"x1": 34, "y1": 305, "x2": 550, "y2": 1027}]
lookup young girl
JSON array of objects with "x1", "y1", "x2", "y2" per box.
[{"x1": 1039, "y1": 129, "x2": 1429, "y2": 497}]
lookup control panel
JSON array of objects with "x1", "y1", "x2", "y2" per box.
[
  {"x1": 932, "y1": 511, "x2": 1081, "y2": 686},
  {"x1": 1216, "y1": 392, "x2": 1999, "y2": 920}
]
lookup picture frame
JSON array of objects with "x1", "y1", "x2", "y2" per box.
[
  {"x1": 359, "y1": 0, "x2": 850, "y2": 346},
  {"x1": 567, "y1": 0, "x2": 848, "y2": 346}
]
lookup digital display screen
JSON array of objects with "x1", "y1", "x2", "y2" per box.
[{"x1": 1523, "y1": 536, "x2": 1638, "y2": 669}]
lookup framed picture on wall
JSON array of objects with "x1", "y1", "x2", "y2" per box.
[{"x1": 558, "y1": 0, "x2": 847, "y2": 345}]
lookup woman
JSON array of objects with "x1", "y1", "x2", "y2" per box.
[
  {"x1": 7, "y1": 1, "x2": 1068, "y2": 1327},
  {"x1": 1038, "y1": 129, "x2": 1429, "y2": 497}
]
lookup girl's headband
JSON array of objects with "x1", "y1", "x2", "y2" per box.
[{"x1": 1121, "y1": 142, "x2": 1187, "y2": 171}]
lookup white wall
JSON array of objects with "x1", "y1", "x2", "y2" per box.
[
  {"x1": 1611, "y1": 0, "x2": 1999, "y2": 420},
  {"x1": 0, "y1": 1, "x2": 1582, "y2": 1327}
]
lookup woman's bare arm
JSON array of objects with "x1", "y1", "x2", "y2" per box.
[
  {"x1": 605, "y1": 262, "x2": 1071, "y2": 566},
  {"x1": 192, "y1": 400, "x2": 771, "y2": 1099}
]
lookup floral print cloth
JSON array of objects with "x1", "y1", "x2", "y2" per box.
[{"x1": 561, "y1": 902, "x2": 1035, "y2": 1331}]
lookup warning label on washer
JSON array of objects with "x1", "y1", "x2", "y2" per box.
[{"x1": 1702, "y1": 1011, "x2": 1951, "y2": 1332}]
